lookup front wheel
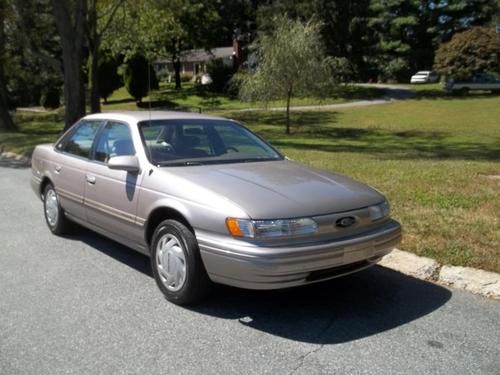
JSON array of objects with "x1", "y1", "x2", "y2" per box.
[
  {"x1": 150, "y1": 220, "x2": 213, "y2": 305},
  {"x1": 43, "y1": 183, "x2": 70, "y2": 235}
]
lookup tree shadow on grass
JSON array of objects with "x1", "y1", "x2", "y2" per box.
[
  {"x1": 414, "y1": 90, "x2": 500, "y2": 100},
  {"x1": 232, "y1": 111, "x2": 338, "y2": 129},
  {"x1": 230, "y1": 111, "x2": 500, "y2": 161},
  {"x1": 137, "y1": 99, "x2": 190, "y2": 111},
  {"x1": 68, "y1": 225, "x2": 452, "y2": 345},
  {"x1": 271, "y1": 131, "x2": 500, "y2": 161},
  {"x1": 102, "y1": 97, "x2": 136, "y2": 105}
]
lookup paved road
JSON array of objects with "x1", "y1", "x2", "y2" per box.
[{"x1": 1, "y1": 167, "x2": 499, "y2": 375}]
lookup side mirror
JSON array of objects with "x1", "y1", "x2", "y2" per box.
[{"x1": 108, "y1": 155, "x2": 140, "y2": 173}]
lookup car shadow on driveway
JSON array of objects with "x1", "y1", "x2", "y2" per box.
[
  {"x1": 76, "y1": 227, "x2": 452, "y2": 345},
  {"x1": 192, "y1": 266, "x2": 452, "y2": 344}
]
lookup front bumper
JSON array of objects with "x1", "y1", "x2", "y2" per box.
[
  {"x1": 197, "y1": 219, "x2": 401, "y2": 289},
  {"x1": 31, "y1": 174, "x2": 42, "y2": 198}
]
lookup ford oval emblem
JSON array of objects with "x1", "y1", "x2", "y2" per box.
[{"x1": 336, "y1": 216, "x2": 356, "y2": 228}]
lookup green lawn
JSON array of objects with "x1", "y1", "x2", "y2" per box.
[
  {"x1": 101, "y1": 83, "x2": 385, "y2": 112},
  {"x1": 222, "y1": 96, "x2": 500, "y2": 273},
  {"x1": 1, "y1": 94, "x2": 499, "y2": 273}
]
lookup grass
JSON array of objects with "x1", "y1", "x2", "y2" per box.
[
  {"x1": 222, "y1": 96, "x2": 500, "y2": 273},
  {"x1": 101, "y1": 83, "x2": 385, "y2": 112},
  {"x1": 0, "y1": 111, "x2": 64, "y2": 155},
  {"x1": 1, "y1": 92, "x2": 499, "y2": 272}
]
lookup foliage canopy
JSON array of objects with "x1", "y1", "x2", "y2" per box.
[
  {"x1": 238, "y1": 16, "x2": 333, "y2": 134},
  {"x1": 434, "y1": 26, "x2": 500, "y2": 79}
]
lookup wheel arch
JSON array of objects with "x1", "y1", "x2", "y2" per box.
[
  {"x1": 144, "y1": 206, "x2": 194, "y2": 247},
  {"x1": 39, "y1": 176, "x2": 53, "y2": 199}
]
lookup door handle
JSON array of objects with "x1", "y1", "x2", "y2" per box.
[
  {"x1": 55, "y1": 165, "x2": 62, "y2": 173},
  {"x1": 86, "y1": 174, "x2": 96, "y2": 184}
]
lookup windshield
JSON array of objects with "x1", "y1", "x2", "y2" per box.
[{"x1": 139, "y1": 119, "x2": 283, "y2": 166}]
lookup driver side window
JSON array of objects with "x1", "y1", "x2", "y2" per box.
[{"x1": 93, "y1": 121, "x2": 135, "y2": 163}]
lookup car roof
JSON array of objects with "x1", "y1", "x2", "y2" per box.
[
  {"x1": 415, "y1": 71, "x2": 431, "y2": 74},
  {"x1": 83, "y1": 111, "x2": 228, "y2": 124}
]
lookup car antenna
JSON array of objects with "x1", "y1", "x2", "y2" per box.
[{"x1": 148, "y1": 59, "x2": 152, "y2": 126}]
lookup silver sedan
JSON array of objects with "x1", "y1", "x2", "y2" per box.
[{"x1": 31, "y1": 111, "x2": 401, "y2": 305}]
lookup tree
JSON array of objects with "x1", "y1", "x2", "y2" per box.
[
  {"x1": 238, "y1": 16, "x2": 333, "y2": 134},
  {"x1": 434, "y1": 26, "x2": 500, "y2": 79},
  {"x1": 103, "y1": 0, "x2": 225, "y2": 90},
  {"x1": 124, "y1": 54, "x2": 159, "y2": 103},
  {"x1": 51, "y1": 0, "x2": 88, "y2": 130},
  {"x1": 87, "y1": 0, "x2": 126, "y2": 113},
  {"x1": 97, "y1": 54, "x2": 122, "y2": 103},
  {"x1": 0, "y1": 0, "x2": 15, "y2": 131},
  {"x1": 256, "y1": 0, "x2": 373, "y2": 80}
]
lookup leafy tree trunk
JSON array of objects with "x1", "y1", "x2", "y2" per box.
[
  {"x1": 0, "y1": 0, "x2": 15, "y2": 131},
  {"x1": 51, "y1": 0, "x2": 87, "y2": 131},
  {"x1": 87, "y1": 2, "x2": 101, "y2": 113},
  {"x1": 285, "y1": 87, "x2": 292, "y2": 135},
  {"x1": 171, "y1": 38, "x2": 182, "y2": 90}
]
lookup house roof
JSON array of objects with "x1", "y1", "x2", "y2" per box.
[
  {"x1": 154, "y1": 47, "x2": 234, "y2": 64},
  {"x1": 181, "y1": 47, "x2": 234, "y2": 62}
]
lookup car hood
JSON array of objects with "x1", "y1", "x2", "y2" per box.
[{"x1": 164, "y1": 160, "x2": 385, "y2": 219}]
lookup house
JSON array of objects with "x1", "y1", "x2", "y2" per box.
[{"x1": 153, "y1": 46, "x2": 235, "y2": 77}]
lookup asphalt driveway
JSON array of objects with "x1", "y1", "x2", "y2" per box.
[{"x1": 1, "y1": 166, "x2": 499, "y2": 375}]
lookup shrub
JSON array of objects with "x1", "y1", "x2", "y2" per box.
[
  {"x1": 98, "y1": 55, "x2": 122, "y2": 103},
  {"x1": 123, "y1": 54, "x2": 159, "y2": 103},
  {"x1": 206, "y1": 58, "x2": 234, "y2": 93},
  {"x1": 40, "y1": 86, "x2": 61, "y2": 109},
  {"x1": 180, "y1": 72, "x2": 193, "y2": 82}
]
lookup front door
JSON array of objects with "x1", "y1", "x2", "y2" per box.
[{"x1": 84, "y1": 120, "x2": 144, "y2": 246}]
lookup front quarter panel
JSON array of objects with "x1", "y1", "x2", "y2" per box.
[{"x1": 138, "y1": 167, "x2": 249, "y2": 238}]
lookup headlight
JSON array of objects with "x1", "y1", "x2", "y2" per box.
[
  {"x1": 226, "y1": 217, "x2": 318, "y2": 238},
  {"x1": 369, "y1": 201, "x2": 390, "y2": 221}
]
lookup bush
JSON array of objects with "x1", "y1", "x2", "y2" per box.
[
  {"x1": 98, "y1": 55, "x2": 122, "y2": 103},
  {"x1": 180, "y1": 72, "x2": 193, "y2": 82},
  {"x1": 206, "y1": 58, "x2": 234, "y2": 93},
  {"x1": 40, "y1": 86, "x2": 61, "y2": 109},
  {"x1": 123, "y1": 54, "x2": 159, "y2": 103}
]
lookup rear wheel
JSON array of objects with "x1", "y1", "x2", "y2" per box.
[
  {"x1": 43, "y1": 183, "x2": 70, "y2": 235},
  {"x1": 150, "y1": 219, "x2": 212, "y2": 305}
]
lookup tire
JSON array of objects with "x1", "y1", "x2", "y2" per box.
[
  {"x1": 43, "y1": 183, "x2": 70, "y2": 235},
  {"x1": 459, "y1": 87, "x2": 469, "y2": 96},
  {"x1": 150, "y1": 219, "x2": 213, "y2": 305}
]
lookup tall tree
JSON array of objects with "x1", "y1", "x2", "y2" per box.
[
  {"x1": 0, "y1": 0, "x2": 15, "y2": 131},
  {"x1": 6, "y1": 0, "x2": 62, "y2": 108},
  {"x1": 87, "y1": 0, "x2": 126, "y2": 113},
  {"x1": 51, "y1": 0, "x2": 88, "y2": 130},
  {"x1": 238, "y1": 16, "x2": 333, "y2": 134}
]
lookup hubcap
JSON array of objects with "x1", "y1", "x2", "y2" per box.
[
  {"x1": 156, "y1": 234, "x2": 186, "y2": 292},
  {"x1": 45, "y1": 189, "x2": 59, "y2": 227}
]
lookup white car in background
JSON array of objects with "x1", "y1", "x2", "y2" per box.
[{"x1": 410, "y1": 71, "x2": 440, "y2": 84}]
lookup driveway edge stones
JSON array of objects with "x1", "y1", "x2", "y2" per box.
[{"x1": 380, "y1": 249, "x2": 500, "y2": 300}]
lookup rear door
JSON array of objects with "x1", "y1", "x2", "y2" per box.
[
  {"x1": 52, "y1": 120, "x2": 103, "y2": 221},
  {"x1": 84, "y1": 120, "x2": 144, "y2": 246}
]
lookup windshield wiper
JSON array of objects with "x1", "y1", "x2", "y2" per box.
[{"x1": 157, "y1": 160, "x2": 205, "y2": 167}]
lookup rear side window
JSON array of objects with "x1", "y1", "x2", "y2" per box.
[
  {"x1": 93, "y1": 121, "x2": 135, "y2": 163},
  {"x1": 57, "y1": 120, "x2": 102, "y2": 158}
]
